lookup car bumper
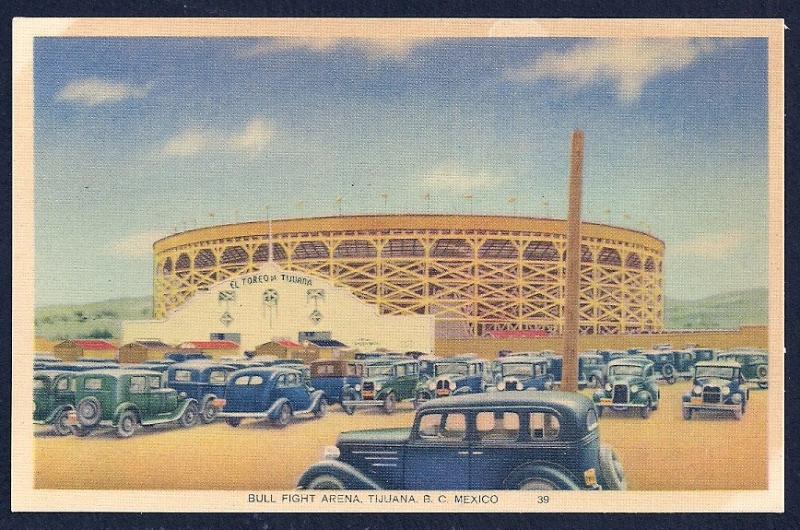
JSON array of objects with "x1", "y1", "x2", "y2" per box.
[
  {"x1": 595, "y1": 399, "x2": 647, "y2": 408},
  {"x1": 682, "y1": 401, "x2": 740, "y2": 411},
  {"x1": 341, "y1": 399, "x2": 384, "y2": 407},
  {"x1": 215, "y1": 411, "x2": 272, "y2": 418}
]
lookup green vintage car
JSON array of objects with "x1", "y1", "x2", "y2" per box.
[
  {"x1": 67, "y1": 369, "x2": 200, "y2": 438},
  {"x1": 592, "y1": 357, "x2": 660, "y2": 419},
  {"x1": 341, "y1": 359, "x2": 420, "y2": 414},
  {"x1": 33, "y1": 370, "x2": 76, "y2": 436},
  {"x1": 717, "y1": 350, "x2": 768, "y2": 389}
]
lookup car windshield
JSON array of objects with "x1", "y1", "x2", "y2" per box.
[
  {"x1": 434, "y1": 363, "x2": 469, "y2": 376},
  {"x1": 608, "y1": 365, "x2": 643, "y2": 377},
  {"x1": 695, "y1": 366, "x2": 737, "y2": 379},
  {"x1": 502, "y1": 363, "x2": 534, "y2": 377},
  {"x1": 365, "y1": 364, "x2": 392, "y2": 377},
  {"x1": 33, "y1": 378, "x2": 46, "y2": 390}
]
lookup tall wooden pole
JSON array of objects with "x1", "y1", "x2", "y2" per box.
[{"x1": 562, "y1": 130, "x2": 584, "y2": 392}]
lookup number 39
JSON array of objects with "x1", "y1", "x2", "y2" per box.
[{"x1": 538, "y1": 495, "x2": 550, "y2": 504}]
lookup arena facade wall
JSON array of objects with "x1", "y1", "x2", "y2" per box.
[{"x1": 153, "y1": 215, "x2": 665, "y2": 337}]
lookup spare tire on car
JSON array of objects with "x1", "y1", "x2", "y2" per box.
[
  {"x1": 599, "y1": 443, "x2": 627, "y2": 490},
  {"x1": 77, "y1": 397, "x2": 102, "y2": 427}
]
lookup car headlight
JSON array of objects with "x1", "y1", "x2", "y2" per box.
[
  {"x1": 722, "y1": 386, "x2": 731, "y2": 396},
  {"x1": 630, "y1": 384, "x2": 640, "y2": 394},
  {"x1": 605, "y1": 383, "x2": 612, "y2": 392},
  {"x1": 693, "y1": 385, "x2": 703, "y2": 395},
  {"x1": 323, "y1": 446, "x2": 340, "y2": 460},
  {"x1": 354, "y1": 384, "x2": 361, "y2": 392},
  {"x1": 374, "y1": 383, "x2": 383, "y2": 391},
  {"x1": 451, "y1": 381, "x2": 458, "y2": 391},
  {"x1": 428, "y1": 381, "x2": 436, "y2": 391},
  {"x1": 516, "y1": 381, "x2": 523, "y2": 391},
  {"x1": 543, "y1": 380, "x2": 553, "y2": 390},
  {"x1": 496, "y1": 382, "x2": 505, "y2": 391},
  {"x1": 731, "y1": 393, "x2": 742, "y2": 403}
]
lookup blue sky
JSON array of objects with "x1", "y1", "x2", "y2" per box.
[{"x1": 33, "y1": 37, "x2": 768, "y2": 306}]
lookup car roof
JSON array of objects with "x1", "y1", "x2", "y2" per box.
[
  {"x1": 417, "y1": 391, "x2": 594, "y2": 418},
  {"x1": 169, "y1": 360, "x2": 237, "y2": 371},
  {"x1": 77, "y1": 368, "x2": 163, "y2": 378},
  {"x1": 34, "y1": 369, "x2": 73, "y2": 378},
  {"x1": 608, "y1": 357, "x2": 651, "y2": 367},
  {"x1": 695, "y1": 360, "x2": 741, "y2": 368},
  {"x1": 498, "y1": 356, "x2": 548, "y2": 364},
  {"x1": 229, "y1": 366, "x2": 298, "y2": 378}
]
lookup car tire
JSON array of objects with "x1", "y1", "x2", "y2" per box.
[
  {"x1": 275, "y1": 403, "x2": 292, "y2": 427},
  {"x1": 596, "y1": 406, "x2": 603, "y2": 417},
  {"x1": 758, "y1": 382, "x2": 768, "y2": 389},
  {"x1": 517, "y1": 478, "x2": 558, "y2": 490},
  {"x1": 733, "y1": 403, "x2": 743, "y2": 420},
  {"x1": 116, "y1": 410, "x2": 138, "y2": 438},
  {"x1": 307, "y1": 474, "x2": 346, "y2": 490},
  {"x1": 76, "y1": 397, "x2": 102, "y2": 427},
  {"x1": 757, "y1": 365, "x2": 768, "y2": 379},
  {"x1": 201, "y1": 400, "x2": 217, "y2": 424},
  {"x1": 70, "y1": 425, "x2": 90, "y2": 437},
  {"x1": 314, "y1": 398, "x2": 328, "y2": 418},
  {"x1": 661, "y1": 364, "x2": 676, "y2": 384},
  {"x1": 180, "y1": 401, "x2": 199, "y2": 428},
  {"x1": 640, "y1": 401, "x2": 652, "y2": 419},
  {"x1": 53, "y1": 409, "x2": 72, "y2": 436},
  {"x1": 682, "y1": 407, "x2": 692, "y2": 420},
  {"x1": 599, "y1": 444, "x2": 627, "y2": 490},
  {"x1": 505, "y1": 467, "x2": 580, "y2": 490},
  {"x1": 383, "y1": 392, "x2": 397, "y2": 414},
  {"x1": 225, "y1": 418, "x2": 241, "y2": 427}
]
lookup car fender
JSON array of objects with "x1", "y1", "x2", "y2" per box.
[
  {"x1": 503, "y1": 461, "x2": 582, "y2": 490},
  {"x1": 267, "y1": 397, "x2": 290, "y2": 420},
  {"x1": 44, "y1": 404, "x2": 75, "y2": 424},
  {"x1": 376, "y1": 386, "x2": 395, "y2": 400},
  {"x1": 201, "y1": 393, "x2": 217, "y2": 406},
  {"x1": 297, "y1": 460, "x2": 383, "y2": 490},
  {"x1": 113, "y1": 402, "x2": 141, "y2": 424},
  {"x1": 309, "y1": 390, "x2": 326, "y2": 410},
  {"x1": 633, "y1": 390, "x2": 653, "y2": 404},
  {"x1": 452, "y1": 386, "x2": 471, "y2": 395}
]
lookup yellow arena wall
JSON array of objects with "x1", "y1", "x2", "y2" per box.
[{"x1": 153, "y1": 215, "x2": 665, "y2": 337}]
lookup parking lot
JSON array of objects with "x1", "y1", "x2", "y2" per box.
[{"x1": 33, "y1": 381, "x2": 767, "y2": 491}]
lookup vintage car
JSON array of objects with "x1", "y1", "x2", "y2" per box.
[
  {"x1": 341, "y1": 359, "x2": 420, "y2": 415},
  {"x1": 417, "y1": 355, "x2": 442, "y2": 379},
  {"x1": 640, "y1": 350, "x2": 688, "y2": 384},
  {"x1": 53, "y1": 361, "x2": 120, "y2": 372},
  {"x1": 491, "y1": 356, "x2": 553, "y2": 392},
  {"x1": 543, "y1": 354, "x2": 605, "y2": 389},
  {"x1": 66, "y1": 369, "x2": 200, "y2": 438},
  {"x1": 682, "y1": 360, "x2": 749, "y2": 420},
  {"x1": 717, "y1": 350, "x2": 768, "y2": 389},
  {"x1": 34, "y1": 354, "x2": 63, "y2": 371},
  {"x1": 297, "y1": 392, "x2": 626, "y2": 490},
  {"x1": 213, "y1": 367, "x2": 327, "y2": 427},
  {"x1": 687, "y1": 347, "x2": 715, "y2": 363},
  {"x1": 309, "y1": 359, "x2": 368, "y2": 407},
  {"x1": 596, "y1": 350, "x2": 627, "y2": 365},
  {"x1": 414, "y1": 357, "x2": 489, "y2": 406},
  {"x1": 33, "y1": 370, "x2": 76, "y2": 435},
  {"x1": 165, "y1": 351, "x2": 211, "y2": 363},
  {"x1": 593, "y1": 357, "x2": 660, "y2": 418},
  {"x1": 167, "y1": 361, "x2": 237, "y2": 422}
]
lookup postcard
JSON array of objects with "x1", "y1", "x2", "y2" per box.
[{"x1": 11, "y1": 18, "x2": 784, "y2": 512}]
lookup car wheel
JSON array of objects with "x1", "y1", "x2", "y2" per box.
[
  {"x1": 314, "y1": 398, "x2": 328, "y2": 418},
  {"x1": 201, "y1": 400, "x2": 217, "y2": 424},
  {"x1": 225, "y1": 418, "x2": 241, "y2": 427},
  {"x1": 383, "y1": 392, "x2": 397, "y2": 414},
  {"x1": 733, "y1": 403, "x2": 743, "y2": 420},
  {"x1": 307, "y1": 474, "x2": 346, "y2": 490},
  {"x1": 757, "y1": 365, "x2": 768, "y2": 379},
  {"x1": 517, "y1": 478, "x2": 557, "y2": 490},
  {"x1": 180, "y1": 401, "x2": 199, "y2": 428},
  {"x1": 275, "y1": 403, "x2": 292, "y2": 427},
  {"x1": 599, "y1": 444, "x2": 626, "y2": 490},
  {"x1": 682, "y1": 407, "x2": 692, "y2": 420},
  {"x1": 53, "y1": 410, "x2": 72, "y2": 436},
  {"x1": 758, "y1": 382, "x2": 768, "y2": 389},
  {"x1": 640, "y1": 401, "x2": 652, "y2": 419},
  {"x1": 596, "y1": 406, "x2": 603, "y2": 417},
  {"x1": 77, "y1": 397, "x2": 102, "y2": 427},
  {"x1": 116, "y1": 410, "x2": 138, "y2": 438},
  {"x1": 70, "y1": 425, "x2": 90, "y2": 437}
]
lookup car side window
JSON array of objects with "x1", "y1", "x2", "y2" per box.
[
  {"x1": 129, "y1": 376, "x2": 146, "y2": 393},
  {"x1": 208, "y1": 371, "x2": 226, "y2": 385},
  {"x1": 250, "y1": 375, "x2": 264, "y2": 386},
  {"x1": 84, "y1": 378, "x2": 103, "y2": 391},
  {"x1": 529, "y1": 412, "x2": 560, "y2": 440},
  {"x1": 284, "y1": 373, "x2": 299, "y2": 387},
  {"x1": 534, "y1": 364, "x2": 542, "y2": 377},
  {"x1": 174, "y1": 370, "x2": 192, "y2": 383},
  {"x1": 148, "y1": 376, "x2": 161, "y2": 389},
  {"x1": 417, "y1": 412, "x2": 467, "y2": 441},
  {"x1": 33, "y1": 378, "x2": 46, "y2": 390},
  {"x1": 55, "y1": 377, "x2": 69, "y2": 391},
  {"x1": 476, "y1": 411, "x2": 520, "y2": 443},
  {"x1": 234, "y1": 375, "x2": 250, "y2": 386}
]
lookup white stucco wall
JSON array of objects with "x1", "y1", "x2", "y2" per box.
[{"x1": 122, "y1": 264, "x2": 434, "y2": 353}]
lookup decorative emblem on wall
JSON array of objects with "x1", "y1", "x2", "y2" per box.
[
  {"x1": 307, "y1": 289, "x2": 325, "y2": 325},
  {"x1": 218, "y1": 290, "x2": 237, "y2": 327},
  {"x1": 219, "y1": 311, "x2": 234, "y2": 327},
  {"x1": 263, "y1": 288, "x2": 279, "y2": 327}
]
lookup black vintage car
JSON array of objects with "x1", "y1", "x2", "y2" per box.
[{"x1": 297, "y1": 392, "x2": 626, "y2": 491}]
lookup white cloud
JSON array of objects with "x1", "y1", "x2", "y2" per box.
[
  {"x1": 672, "y1": 232, "x2": 744, "y2": 259},
  {"x1": 237, "y1": 37, "x2": 429, "y2": 60},
  {"x1": 109, "y1": 230, "x2": 169, "y2": 258},
  {"x1": 57, "y1": 77, "x2": 152, "y2": 106},
  {"x1": 418, "y1": 163, "x2": 509, "y2": 193},
  {"x1": 505, "y1": 39, "x2": 721, "y2": 102},
  {"x1": 157, "y1": 119, "x2": 275, "y2": 158}
]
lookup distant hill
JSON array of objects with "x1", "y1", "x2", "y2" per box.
[
  {"x1": 35, "y1": 296, "x2": 152, "y2": 341},
  {"x1": 664, "y1": 288, "x2": 767, "y2": 330},
  {"x1": 34, "y1": 288, "x2": 768, "y2": 340}
]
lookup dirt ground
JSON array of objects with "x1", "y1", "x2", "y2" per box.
[{"x1": 33, "y1": 382, "x2": 768, "y2": 490}]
